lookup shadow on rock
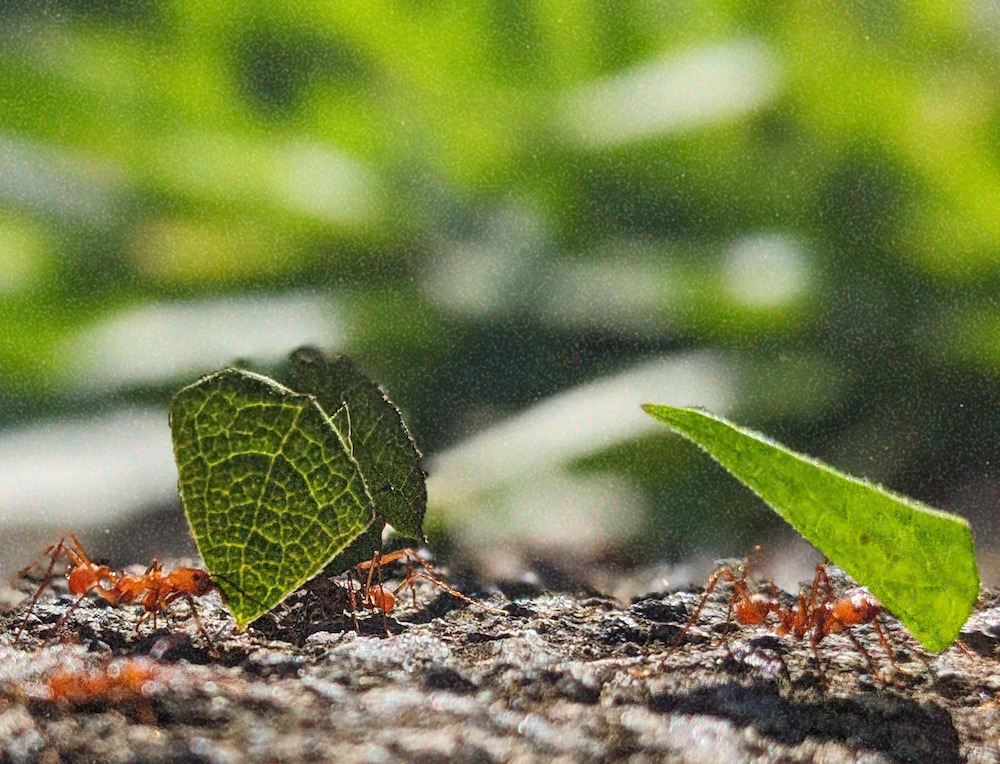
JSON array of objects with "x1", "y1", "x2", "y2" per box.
[{"x1": 650, "y1": 680, "x2": 962, "y2": 764}]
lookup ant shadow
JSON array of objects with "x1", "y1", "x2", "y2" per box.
[
  {"x1": 7, "y1": 595, "x2": 227, "y2": 668},
  {"x1": 649, "y1": 680, "x2": 962, "y2": 764},
  {"x1": 396, "y1": 588, "x2": 485, "y2": 623}
]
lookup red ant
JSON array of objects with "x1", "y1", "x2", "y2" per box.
[
  {"x1": 3, "y1": 656, "x2": 173, "y2": 724},
  {"x1": 41, "y1": 657, "x2": 165, "y2": 723},
  {"x1": 339, "y1": 548, "x2": 505, "y2": 634},
  {"x1": 670, "y1": 555, "x2": 900, "y2": 681},
  {"x1": 13, "y1": 535, "x2": 220, "y2": 644}
]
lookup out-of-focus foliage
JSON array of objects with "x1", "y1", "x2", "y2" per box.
[{"x1": 4, "y1": 1, "x2": 1000, "y2": 568}]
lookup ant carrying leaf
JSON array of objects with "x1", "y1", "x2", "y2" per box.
[
  {"x1": 171, "y1": 352, "x2": 430, "y2": 628},
  {"x1": 643, "y1": 404, "x2": 978, "y2": 654},
  {"x1": 303, "y1": 548, "x2": 504, "y2": 636}
]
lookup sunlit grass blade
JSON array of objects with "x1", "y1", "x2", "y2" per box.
[{"x1": 643, "y1": 404, "x2": 978, "y2": 652}]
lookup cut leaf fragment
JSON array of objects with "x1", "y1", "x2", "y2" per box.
[
  {"x1": 643, "y1": 404, "x2": 979, "y2": 652},
  {"x1": 171, "y1": 368, "x2": 376, "y2": 627},
  {"x1": 285, "y1": 346, "x2": 427, "y2": 543}
]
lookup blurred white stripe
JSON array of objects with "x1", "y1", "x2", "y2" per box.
[
  {"x1": 560, "y1": 38, "x2": 783, "y2": 146},
  {"x1": 0, "y1": 407, "x2": 175, "y2": 529},
  {"x1": 428, "y1": 351, "x2": 733, "y2": 506},
  {"x1": 62, "y1": 292, "x2": 344, "y2": 390}
]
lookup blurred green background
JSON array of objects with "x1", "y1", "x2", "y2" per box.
[{"x1": 3, "y1": 1, "x2": 1000, "y2": 592}]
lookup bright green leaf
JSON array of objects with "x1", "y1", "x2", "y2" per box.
[
  {"x1": 643, "y1": 404, "x2": 979, "y2": 652},
  {"x1": 170, "y1": 368, "x2": 376, "y2": 628}
]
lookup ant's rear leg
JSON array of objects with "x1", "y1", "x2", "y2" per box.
[
  {"x1": 44, "y1": 592, "x2": 100, "y2": 640},
  {"x1": 359, "y1": 548, "x2": 504, "y2": 617},
  {"x1": 343, "y1": 569, "x2": 361, "y2": 634}
]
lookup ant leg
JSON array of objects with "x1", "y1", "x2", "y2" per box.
[
  {"x1": 361, "y1": 551, "x2": 380, "y2": 608},
  {"x1": 357, "y1": 548, "x2": 504, "y2": 616},
  {"x1": 844, "y1": 627, "x2": 886, "y2": 682},
  {"x1": 14, "y1": 540, "x2": 68, "y2": 643},
  {"x1": 799, "y1": 564, "x2": 834, "y2": 634},
  {"x1": 804, "y1": 565, "x2": 823, "y2": 615},
  {"x1": 870, "y1": 615, "x2": 901, "y2": 674},
  {"x1": 668, "y1": 567, "x2": 738, "y2": 653},
  {"x1": 719, "y1": 583, "x2": 737, "y2": 653},
  {"x1": 17, "y1": 539, "x2": 66, "y2": 579},
  {"x1": 184, "y1": 594, "x2": 214, "y2": 649},
  {"x1": 134, "y1": 609, "x2": 153, "y2": 633},
  {"x1": 809, "y1": 630, "x2": 828, "y2": 682},
  {"x1": 375, "y1": 554, "x2": 389, "y2": 637},
  {"x1": 46, "y1": 592, "x2": 92, "y2": 638},
  {"x1": 392, "y1": 568, "x2": 503, "y2": 614},
  {"x1": 953, "y1": 638, "x2": 975, "y2": 659},
  {"x1": 387, "y1": 550, "x2": 505, "y2": 615},
  {"x1": 357, "y1": 550, "x2": 390, "y2": 632},
  {"x1": 405, "y1": 555, "x2": 417, "y2": 608},
  {"x1": 345, "y1": 569, "x2": 360, "y2": 634},
  {"x1": 160, "y1": 592, "x2": 213, "y2": 649},
  {"x1": 396, "y1": 550, "x2": 428, "y2": 608}
]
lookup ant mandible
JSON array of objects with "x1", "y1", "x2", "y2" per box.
[
  {"x1": 13, "y1": 535, "x2": 219, "y2": 644},
  {"x1": 670, "y1": 553, "x2": 900, "y2": 681}
]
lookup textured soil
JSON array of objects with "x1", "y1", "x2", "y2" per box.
[{"x1": 1, "y1": 559, "x2": 998, "y2": 764}]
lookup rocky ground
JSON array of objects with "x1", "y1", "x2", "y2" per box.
[{"x1": 0, "y1": 557, "x2": 998, "y2": 764}]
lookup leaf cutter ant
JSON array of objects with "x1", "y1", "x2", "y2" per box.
[
  {"x1": 13, "y1": 535, "x2": 222, "y2": 645},
  {"x1": 670, "y1": 553, "x2": 901, "y2": 681},
  {"x1": 337, "y1": 548, "x2": 505, "y2": 635}
]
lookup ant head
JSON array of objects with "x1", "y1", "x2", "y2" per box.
[{"x1": 174, "y1": 568, "x2": 218, "y2": 596}]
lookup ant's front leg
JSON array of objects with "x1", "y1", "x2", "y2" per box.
[
  {"x1": 14, "y1": 539, "x2": 71, "y2": 643},
  {"x1": 669, "y1": 566, "x2": 740, "y2": 654}
]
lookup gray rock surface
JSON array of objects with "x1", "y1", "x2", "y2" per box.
[{"x1": 1, "y1": 561, "x2": 997, "y2": 763}]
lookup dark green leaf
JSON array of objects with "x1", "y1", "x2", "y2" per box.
[{"x1": 284, "y1": 346, "x2": 427, "y2": 542}]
